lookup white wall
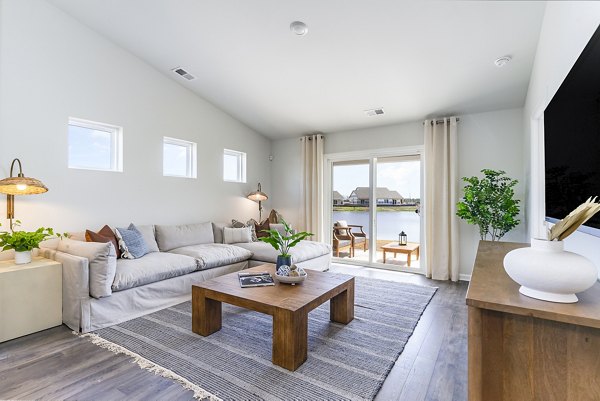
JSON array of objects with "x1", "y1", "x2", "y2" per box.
[
  {"x1": 0, "y1": 0, "x2": 271, "y2": 234},
  {"x1": 458, "y1": 108, "x2": 527, "y2": 278},
  {"x1": 272, "y1": 108, "x2": 526, "y2": 278},
  {"x1": 524, "y1": 2, "x2": 600, "y2": 274}
]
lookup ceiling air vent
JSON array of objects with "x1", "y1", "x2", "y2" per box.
[
  {"x1": 364, "y1": 108, "x2": 384, "y2": 116},
  {"x1": 172, "y1": 67, "x2": 196, "y2": 81}
]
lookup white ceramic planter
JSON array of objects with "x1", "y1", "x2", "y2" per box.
[
  {"x1": 14, "y1": 250, "x2": 32, "y2": 265},
  {"x1": 503, "y1": 238, "x2": 598, "y2": 303}
]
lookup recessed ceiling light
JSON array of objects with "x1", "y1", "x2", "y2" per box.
[
  {"x1": 494, "y1": 56, "x2": 512, "y2": 68},
  {"x1": 290, "y1": 21, "x2": 308, "y2": 36}
]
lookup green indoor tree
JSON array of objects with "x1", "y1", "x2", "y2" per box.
[{"x1": 456, "y1": 169, "x2": 520, "y2": 241}]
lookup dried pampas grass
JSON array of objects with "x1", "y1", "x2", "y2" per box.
[{"x1": 548, "y1": 197, "x2": 600, "y2": 241}]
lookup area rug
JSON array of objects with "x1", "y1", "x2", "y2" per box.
[{"x1": 83, "y1": 276, "x2": 437, "y2": 401}]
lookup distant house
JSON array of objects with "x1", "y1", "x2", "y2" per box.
[
  {"x1": 348, "y1": 187, "x2": 404, "y2": 205},
  {"x1": 332, "y1": 191, "x2": 347, "y2": 205}
]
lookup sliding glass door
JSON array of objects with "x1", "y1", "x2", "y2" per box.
[
  {"x1": 326, "y1": 148, "x2": 423, "y2": 273},
  {"x1": 374, "y1": 156, "x2": 421, "y2": 269}
]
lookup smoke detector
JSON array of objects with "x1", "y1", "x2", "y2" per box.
[
  {"x1": 290, "y1": 21, "x2": 308, "y2": 36},
  {"x1": 172, "y1": 67, "x2": 196, "y2": 80},
  {"x1": 364, "y1": 108, "x2": 385, "y2": 116},
  {"x1": 494, "y1": 56, "x2": 512, "y2": 68}
]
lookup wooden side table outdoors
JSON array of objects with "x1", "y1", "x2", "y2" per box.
[
  {"x1": 381, "y1": 242, "x2": 420, "y2": 266},
  {"x1": 467, "y1": 241, "x2": 600, "y2": 401},
  {"x1": 192, "y1": 264, "x2": 354, "y2": 371},
  {"x1": 0, "y1": 256, "x2": 62, "y2": 342}
]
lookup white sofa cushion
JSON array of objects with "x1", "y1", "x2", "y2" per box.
[
  {"x1": 58, "y1": 238, "x2": 117, "y2": 299},
  {"x1": 234, "y1": 240, "x2": 331, "y2": 264},
  {"x1": 112, "y1": 252, "x2": 198, "y2": 292},
  {"x1": 168, "y1": 243, "x2": 253, "y2": 270},
  {"x1": 155, "y1": 222, "x2": 214, "y2": 251}
]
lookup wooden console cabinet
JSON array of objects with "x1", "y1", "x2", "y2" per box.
[{"x1": 467, "y1": 241, "x2": 600, "y2": 401}]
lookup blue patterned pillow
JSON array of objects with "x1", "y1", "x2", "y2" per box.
[{"x1": 115, "y1": 223, "x2": 149, "y2": 259}]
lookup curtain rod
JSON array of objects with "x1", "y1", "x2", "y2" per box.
[
  {"x1": 422, "y1": 118, "x2": 460, "y2": 125},
  {"x1": 300, "y1": 134, "x2": 325, "y2": 141}
]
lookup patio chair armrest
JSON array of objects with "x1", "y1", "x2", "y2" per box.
[{"x1": 347, "y1": 225, "x2": 367, "y2": 236}]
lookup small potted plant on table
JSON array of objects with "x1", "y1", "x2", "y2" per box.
[
  {"x1": 259, "y1": 219, "x2": 312, "y2": 269},
  {"x1": 0, "y1": 220, "x2": 60, "y2": 264}
]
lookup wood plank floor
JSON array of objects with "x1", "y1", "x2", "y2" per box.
[{"x1": 0, "y1": 263, "x2": 468, "y2": 401}]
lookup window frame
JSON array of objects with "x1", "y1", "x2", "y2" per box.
[
  {"x1": 223, "y1": 148, "x2": 247, "y2": 183},
  {"x1": 68, "y1": 117, "x2": 123, "y2": 172},
  {"x1": 163, "y1": 136, "x2": 197, "y2": 179}
]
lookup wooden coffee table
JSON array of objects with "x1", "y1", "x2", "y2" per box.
[
  {"x1": 192, "y1": 264, "x2": 354, "y2": 371},
  {"x1": 381, "y1": 242, "x2": 420, "y2": 266}
]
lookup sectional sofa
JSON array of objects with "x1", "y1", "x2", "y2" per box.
[{"x1": 39, "y1": 222, "x2": 331, "y2": 333}]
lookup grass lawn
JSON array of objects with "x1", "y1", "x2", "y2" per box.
[{"x1": 333, "y1": 205, "x2": 418, "y2": 212}]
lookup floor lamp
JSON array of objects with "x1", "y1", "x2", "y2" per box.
[{"x1": 0, "y1": 159, "x2": 48, "y2": 231}]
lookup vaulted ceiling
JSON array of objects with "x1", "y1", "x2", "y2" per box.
[{"x1": 50, "y1": 0, "x2": 546, "y2": 139}]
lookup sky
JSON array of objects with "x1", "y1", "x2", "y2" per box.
[
  {"x1": 69, "y1": 125, "x2": 189, "y2": 175},
  {"x1": 68, "y1": 126, "x2": 112, "y2": 170},
  {"x1": 333, "y1": 160, "x2": 421, "y2": 199}
]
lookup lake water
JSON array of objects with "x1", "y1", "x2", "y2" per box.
[{"x1": 332, "y1": 211, "x2": 421, "y2": 243}]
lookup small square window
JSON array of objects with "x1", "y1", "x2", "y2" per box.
[
  {"x1": 163, "y1": 137, "x2": 197, "y2": 178},
  {"x1": 223, "y1": 149, "x2": 246, "y2": 183},
  {"x1": 68, "y1": 117, "x2": 123, "y2": 172}
]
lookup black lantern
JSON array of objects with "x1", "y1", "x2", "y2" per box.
[{"x1": 399, "y1": 231, "x2": 407, "y2": 246}]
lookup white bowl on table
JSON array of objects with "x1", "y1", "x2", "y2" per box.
[{"x1": 275, "y1": 273, "x2": 307, "y2": 285}]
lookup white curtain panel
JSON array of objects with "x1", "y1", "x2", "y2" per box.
[
  {"x1": 299, "y1": 134, "x2": 324, "y2": 241},
  {"x1": 424, "y1": 117, "x2": 459, "y2": 281}
]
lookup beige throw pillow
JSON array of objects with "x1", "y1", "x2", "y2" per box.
[
  {"x1": 223, "y1": 226, "x2": 253, "y2": 244},
  {"x1": 231, "y1": 219, "x2": 258, "y2": 241}
]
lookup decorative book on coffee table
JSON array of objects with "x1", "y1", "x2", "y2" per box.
[{"x1": 238, "y1": 272, "x2": 275, "y2": 287}]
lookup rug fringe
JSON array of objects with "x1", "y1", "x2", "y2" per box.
[{"x1": 75, "y1": 331, "x2": 221, "y2": 401}]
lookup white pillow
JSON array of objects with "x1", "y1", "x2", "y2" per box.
[
  {"x1": 335, "y1": 220, "x2": 349, "y2": 235},
  {"x1": 223, "y1": 226, "x2": 253, "y2": 244}
]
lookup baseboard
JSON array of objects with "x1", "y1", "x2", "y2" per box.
[{"x1": 459, "y1": 273, "x2": 471, "y2": 282}]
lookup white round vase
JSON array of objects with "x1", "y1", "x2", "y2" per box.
[
  {"x1": 503, "y1": 238, "x2": 598, "y2": 303},
  {"x1": 14, "y1": 250, "x2": 32, "y2": 265}
]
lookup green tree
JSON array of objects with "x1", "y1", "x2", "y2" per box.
[{"x1": 456, "y1": 169, "x2": 520, "y2": 241}]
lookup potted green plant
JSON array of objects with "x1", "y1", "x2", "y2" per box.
[
  {"x1": 0, "y1": 220, "x2": 61, "y2": 264},
  {"x1": 456, "y1": 169, "x2": 520, "y2": 241},
  {"x1": 259, "y1": 219, "x2": 313, "y2": 268}
]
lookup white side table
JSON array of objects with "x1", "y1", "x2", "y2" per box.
[{"x1": 0, "y1": 256, "x2": 62, "y2": 342}]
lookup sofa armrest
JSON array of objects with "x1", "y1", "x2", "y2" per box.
[{"x1": 39, "y1": 247, "x2": 90, "y2": 331}]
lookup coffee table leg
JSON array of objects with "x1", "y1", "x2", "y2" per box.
[
  {"x1": 192, "y1": 287, "x2": 222, "y2": 336},
  {"x1": 407, "y1": 252, "x2": 412, "y2": 267},
  {"x1": 273, "y1": 309, "x2": 307, "y2": 371},
  {"x1": 330, "y1": 280, "x2": 354, "y2": 324},
  {"x1": 383, "y1": 250, "x2": 387, "y2": 263}
]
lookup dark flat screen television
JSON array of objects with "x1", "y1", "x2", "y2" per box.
[{"x1": 544, "y1": 24, "x2": 600, "y2": 237}]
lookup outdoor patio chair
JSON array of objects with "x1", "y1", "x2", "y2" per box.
[
  {"x1": 332, "y1": 221, "x2": 369, "y2": 257},
  {"x1": 347, "y1": 224, "x2": 368, "y2": 254},
  {"x1": 332, "y1": 226, "x2": 354, "y2": 257}
]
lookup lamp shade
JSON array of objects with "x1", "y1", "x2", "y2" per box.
[
  {"x1": 247, "y1": 183, "x2": 268, "y2": 202},
  {"x1": 0, "y1": 176, "x2": 48, "y2": 195}
]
